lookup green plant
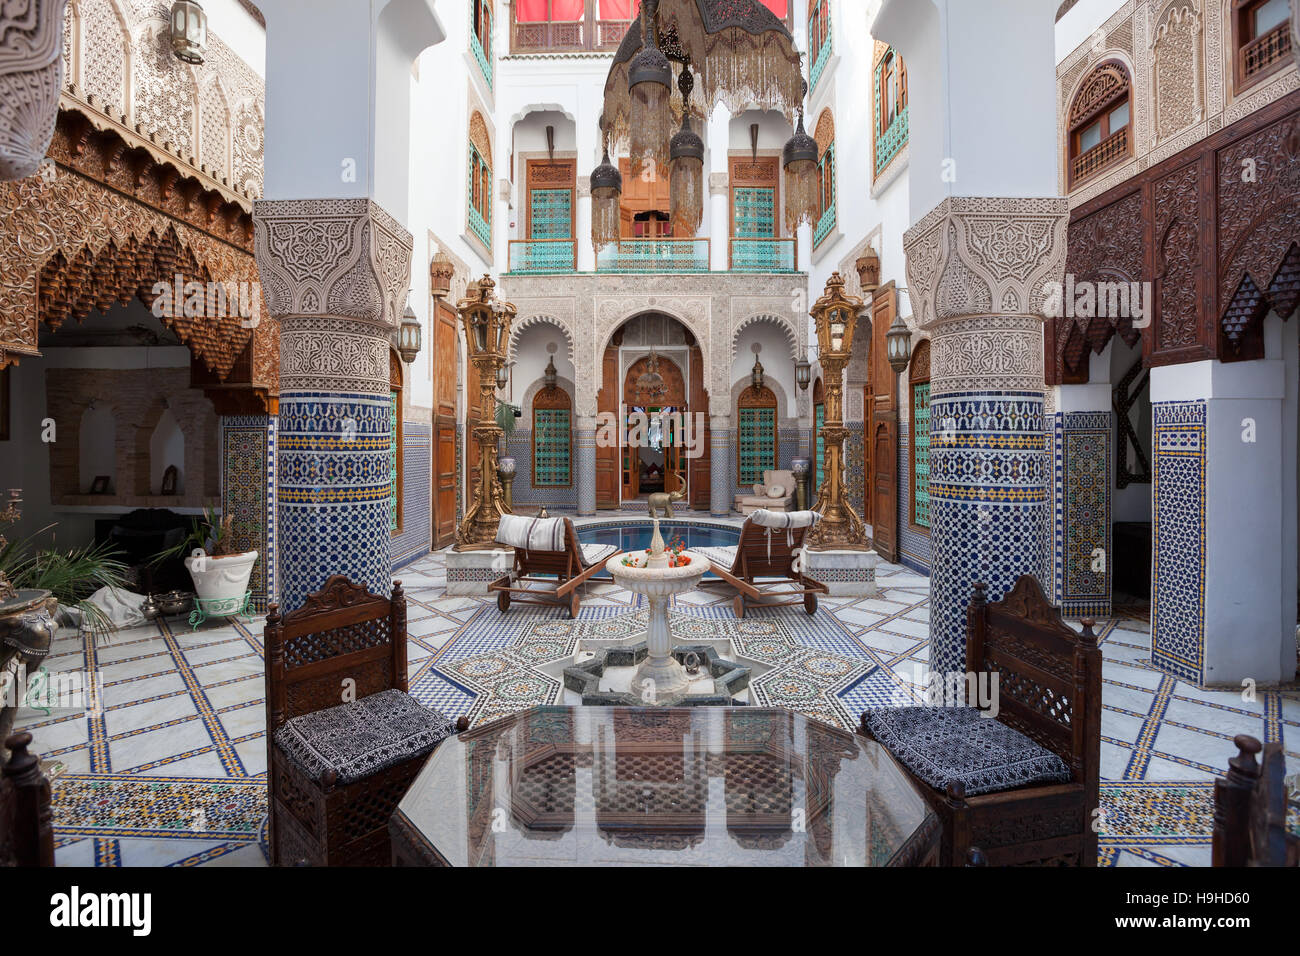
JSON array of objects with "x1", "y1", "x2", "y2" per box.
[
  {"x1": 495, "y1": 399, "x2": 521, "y2": 436},
  {"x1": 0, "y1": 528, "x2": 128, "y2": 637},
  {"x1": 152, "y1": 506, "x2": 237, "y2": 565}
]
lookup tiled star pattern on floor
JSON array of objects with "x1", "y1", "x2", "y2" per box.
[{"x1": 15, "y1": 546, "x2": 1298, "y2": 867}]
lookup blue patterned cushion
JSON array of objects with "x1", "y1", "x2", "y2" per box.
[
  {"x1": 274, "y1": 689, "x2": 455, "y2": 785},
  {"x1": 863, "y1": 706, "x2": 1072, "y2": 797}
]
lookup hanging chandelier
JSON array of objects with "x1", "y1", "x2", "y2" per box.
[
  {"x1": 669, "y1": 67, "x2": 704, "y2": 236},
  {"x1": 590, "y1": 132, "x2": 624, "y2": 251},
  {"x1": 595, "y1": 0, "x2": 807, "y2": 252},
  {"x1": 782, "y1": 96, "x2": 819, "y2": 233},
  {"x1": 636, "y1": 350, "x2": 669, "y2": 402}
]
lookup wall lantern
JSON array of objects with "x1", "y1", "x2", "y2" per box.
[
  {"x1": 886, "y1": 313, "x2": 912, "y2": 374},
  {"x1": 750, "y1": 356, "x2": 765, "y2": 391},
  {"x1": 397, "y1": 301, "x2": 422, "y2": 364},
  {"x1": 794, "y1": 358, "x2": 811, "y2": 391},
  {"x1": 170, "y1": 1, "x2": 208, "y2": 64}
]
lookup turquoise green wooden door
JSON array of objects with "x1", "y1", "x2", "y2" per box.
[{"x1": 912, "y1": 382, "x2": 930, "y2": 528}]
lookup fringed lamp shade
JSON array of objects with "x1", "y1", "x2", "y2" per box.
[
  {"x1": 782, "y1": 110, "x2": 819, "y2": 233},
  {"x1": 669, "y1": 115, "x2": 704, "y2": 236},
  {"x1": 628, "y1": 23, "x2": 673, "y2": 179},
  {"x1": 602, "y1": 0, "x2": 803, "y2": 155},
  {"x1": 590, "y1": 144, "x2": 623, "y2": 250}
]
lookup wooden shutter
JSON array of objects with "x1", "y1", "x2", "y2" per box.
[
  {"x1": 689, "y1": 343, "x2": 711, "y2": 510},
  {"x1": 433, "y1": 300, "x2": 458, "y2": 547},
  {"x1": 596, "y1": 342, "x2": 620, "y2": 508}
]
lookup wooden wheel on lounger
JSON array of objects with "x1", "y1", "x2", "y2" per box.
[
  {"x1": 733, "y1": 595, "x2": 745, "y2": 618},
  {"x1": 804, "y1": 591, "x2": 818, "y2": 615},
  {"x1": 569, "y1": 591, "x2": 581, "y2": 619},
  {"x1": 497, "y1": 589, "x2": 510, "y2": 612}
]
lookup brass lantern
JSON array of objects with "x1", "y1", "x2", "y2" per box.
[
  {"x1": 456, "y1": 275, "x2": 517, "y2": 550},
  {"x1": 750, "y1": 356, "x2": 765, "y2": 391},
  {"x1": 806, "y1": 272, "x2": 868, "y2": 551},
  {"x1": 397, "y1": 301, "x2": 422, "y2": 364},
  {"x1": 170, "y1": 1, "x2": 208, "y2": 64}
]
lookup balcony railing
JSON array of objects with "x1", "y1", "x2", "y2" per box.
[
  {"x1": 471, "y1": 31, "x2": 493, "y2": 89},
  {"x1": 508, "y1": 238, "x2": 577, "y2": 274},
  {"x1": 1242, "y1": 22, "x2": 1291, "y2": 82},
  {"x1": 510, "y1": 15, "x2": 634, "y2": 53},
  {"x1": 596, "y1": 238, "x2": 709, "y2": 273},
  {"x1": 730, "y1": 237, "x2": 797, "y2": 272},
  {"x1": 1070, "y1": 126, "x2": 1128, "y2": 186}
]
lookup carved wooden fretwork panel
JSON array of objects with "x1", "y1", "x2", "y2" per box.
[{"x1": 1152, "y1": 159, "x2": 1202, "y2": 353}]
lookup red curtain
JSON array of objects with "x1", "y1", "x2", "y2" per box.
[
  {"x1": 598, "y1": 0, "x2": 641, "y2": 19},
  {"x1": 761, "y1": 0, "x2": 788, "y2": 16},
  {"x1": 517, "y1": 0, "x2": 585, "y2": 22}
]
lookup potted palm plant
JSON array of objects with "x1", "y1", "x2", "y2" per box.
[{"x1": 156, "y1": 507, "x2": 257, "y2": 609}]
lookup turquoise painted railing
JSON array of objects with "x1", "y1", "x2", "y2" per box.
[
  {"x1": 729, "y1": 237, "x2": 797, "y2": 272},
  {"x1": 596, "y1": 239, "x2": 709, "y2": 273},
  {"x1": 471, "y1": 31, "x2": 493, "y2": 89},
  {"x1": 875, "y1": 105, "x2": 909, "y2": 176},
  {"x1": 469, "y1": 204, "x2": 490, "y2": 249},
  {"x1": 809, "y1": 35, "x2": 832, "y2": 91},
  {"x1": 508, "y1": 239, "x2": 576, "y2": 274},
  {"x1": 814, "y1": 205, "x2": 836, "y2": 248}
]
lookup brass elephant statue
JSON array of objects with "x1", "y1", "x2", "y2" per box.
[{"x1": 647, "y1": 489, "x2": 685, "y2": 520}]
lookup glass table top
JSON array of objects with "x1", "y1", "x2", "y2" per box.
[{"x1": 393, "y1": 706, "x2": 935, "y2": 867}]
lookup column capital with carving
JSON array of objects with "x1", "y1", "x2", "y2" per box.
[
  {"x1": 709, "y1": 172, "x2": 729, "y2": 197},
  {"x1": 254, "y1": 197, "x2": 413, "y2": 329},
  {"x1": 0, "y1": 0, "x2": 67, "y2": 181},
  {"x1": 902, "y1": 196, "x2": 1069, "y2": 332}
]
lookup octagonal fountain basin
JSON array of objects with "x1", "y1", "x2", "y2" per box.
[{"x1": 577, "y1": 521, "x2": 739, "y2": 577}]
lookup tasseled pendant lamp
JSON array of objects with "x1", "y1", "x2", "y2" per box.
[
  {"x1": 782, "y1": 103, "x2": 819, "y2": 234},
  {"x1": 590, "y1": 134, "x2": 623, "y2": 250},
  {"x1": 668, "y1": 67, "x2": 704, "y2": 237},
  {"x1": 627, "y1": 10, "x2": 672, "y2": 179}
]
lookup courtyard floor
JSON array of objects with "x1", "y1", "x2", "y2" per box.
[{"x1": 15, "y1": 539, "x2": 1299, "y2": 868}]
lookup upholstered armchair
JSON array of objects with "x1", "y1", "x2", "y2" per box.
[{"x1": 734, "y1": 469, "x2": 796, "y2": 515}]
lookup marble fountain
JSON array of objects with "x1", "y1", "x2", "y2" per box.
[{"x1": 558, "y1": 517, "x2": 754, "y2": 707}]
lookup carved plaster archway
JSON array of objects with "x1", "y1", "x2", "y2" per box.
[{"x1": 592, "y1": 296, "x2": 717, "y2": 417}]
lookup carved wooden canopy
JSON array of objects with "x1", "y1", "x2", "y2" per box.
[
  {"x1": 0, "y1": 106, "x2": 276, "y2": 409},
  {"x1": 1047, "y1": 91, "x2": 1299, "y2": 384}
]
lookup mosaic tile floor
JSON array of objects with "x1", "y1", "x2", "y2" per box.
[{"x1": 14, "y1": 549, "x2": 1298, "y2": 868}]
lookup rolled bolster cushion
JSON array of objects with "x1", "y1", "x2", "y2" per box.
[{"x1": 766, "y1": 484, "x2": 786, "y2": 499}]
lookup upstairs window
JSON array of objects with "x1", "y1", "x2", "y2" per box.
[
  {"x1": 1067, "y1": 60, "x2": 1132, "y2": 188},
  {"x1": 1234, "y1": 0, "x2": 1293, "y2": 91},
  {"x1": 471, "y1": 0, "x2": 493, "y2": 88},
  {"x1": 468, "y1": 112, "x2": 493, "y2": 250},
  {"x1": 808, "y1": 0, "x2": 832, "y2": 90},
  {"x1": 813, "y1": 109, "x2": 836, "y2": 248},
  {"x1": 874, "y1": 47, "x2": 908, "y2": 179}
]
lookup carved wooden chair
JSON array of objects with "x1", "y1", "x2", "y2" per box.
[
  {"x1": 0, "y1": 732, "x2": 55, "y2": 867},
  {"x1": 490, "y1": 515, "x2": 615, "y2": 618},
  {"x1": 860, "y1": 576, "x2": 1102, "y2": 866},
  {"x1": 701, "y1": 510, "x2": 828, "y2": 618},
  {"x1": 1212, "y1": 734, "x2": 1299, "y2": 867},
  {"x1": 264, "y1": 576, "x2": 467, "y2": 866}
]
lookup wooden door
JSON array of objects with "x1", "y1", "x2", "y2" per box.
[
  {"x1": 688, "y1": 344, "x2": 710, "y2": 511},
  {"x1": 596, "y1": 342, "x2": 620, "y2": 508},
  {"x1": 432, "y1": 300, "x2": 458, "y2": 548},
  {"x1": 870, "y1": 283, "x2": 900, "y2": 562}
]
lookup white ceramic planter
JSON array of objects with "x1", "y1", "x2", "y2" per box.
[{"x1": 185, "y1": 550, "x2": 258, "y2": 604}]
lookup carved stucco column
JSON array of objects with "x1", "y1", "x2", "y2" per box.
[
  {"x1": 255, "y1": 198, "x2": 413, "y2": 610},
  {"x1": 903, "y1": 197, "x2": 1069, "y2": 677},
  {"x1": 574, "y1": 413, "x2": 597, "y2": 516},
  {"x1": 0, "y1": 0, "x2": 66, "y2": 181},
  {"x1": 710, "y1": 413, "x2": 732, "y2": 517}
]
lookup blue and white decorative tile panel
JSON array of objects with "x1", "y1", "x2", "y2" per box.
[
  {"x1": 897, "y1": 420, "x2": 932, "y2": 575},
  {"x1": 220, "y1": 415, "x2": 277, "y2": 612},
  {"x1": 278, "y1": 392, "x2": 393, "y2": 609},
  {"x1": 1059, "y1": 411, "x2": 1112, "y2": 618},
  {"x1": 392, "y1": 422, "x2": 432, "y2": 570},
  {"x1": 1151, "y1": 401, "x2": 1206, "y2": 684},
  {"x1": 927, "y1": 392, "x2": 1048, "y2": 677}
]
